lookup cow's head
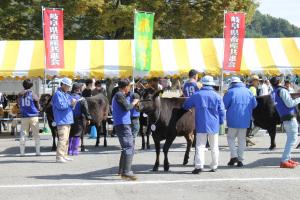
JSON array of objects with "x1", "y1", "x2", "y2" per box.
[
  {"x1": 39, "y1": 94, "x2": 52, "y2": 112},
  {"x1": 139, "y1": 88, "x2": 163, "y2": 115}
]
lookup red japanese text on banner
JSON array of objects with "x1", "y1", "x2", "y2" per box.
[
  {"x1": 43, "y1": 8, "x2": 64, "y2": 69},
  {"x1": 223, "y1": 12, "x2": 246, "y2": 72}
]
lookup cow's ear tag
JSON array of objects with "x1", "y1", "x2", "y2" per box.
[
  {"x1": 52, "y1": 122, "x2": 56, "y2": 127},
  {"x1": 143, "y1": 113, "x2": 148, "y2": 117},
  {"x1": 151, "y1": 124, "x2": 156, "y2": 131}
]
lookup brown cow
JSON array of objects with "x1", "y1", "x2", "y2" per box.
[{"x1": 40, "y1": 93, "x2": 109, "y2": 151}]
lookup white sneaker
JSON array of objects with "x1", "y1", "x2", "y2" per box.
[
  {"x1": 64, "y1": 157, "x2": 73, "y2": 161},
  {"x1": 56, "y1": 157, "x2": 67, "y2": 163}
]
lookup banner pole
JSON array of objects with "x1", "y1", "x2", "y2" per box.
[
  {"x1": 41, "y1": 6, "x2": 47, "y2": 129},
  {"x1": 132, "y1": 10, "x2": 137, "y2": 92},
  {"x1": 220, "y1": 10, "x2": 227, "y2": 96}
]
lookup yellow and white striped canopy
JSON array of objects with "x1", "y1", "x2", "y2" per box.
[{"x1": 0, "y1": 38, "x2": 300, "y2": 79}]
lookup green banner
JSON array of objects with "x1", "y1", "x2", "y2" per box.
[{"x1": 134, "y1": 11, "x2": 154, "y2": 71}]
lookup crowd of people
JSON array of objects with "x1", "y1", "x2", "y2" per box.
[{"x1": 0, "y1": 70, "x2": 299, "y2": 181}]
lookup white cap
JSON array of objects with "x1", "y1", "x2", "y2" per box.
[
  {"x1": 230, "y1": 76, "x2": 242, "y2": 83},
  {"x1": 61, "y1": 77, "x2": 72, "y2": 87},
  {"x1": 201, "y1": 75, "x2": 215, "y2": 86}
]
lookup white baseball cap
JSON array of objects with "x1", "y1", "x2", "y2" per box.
[
  {"x1": 201, "y1": 75, "x2": 215, "y2": 86},
  {"x1": 230, "y1": 76, "x2": 242, "y2": 83},
  {"x1": 61, "y1": 77, "x2": 72, "y2": 87}
]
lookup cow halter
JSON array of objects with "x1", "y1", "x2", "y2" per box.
[{"x1": 150, "y1": 97, "x2": 161, "y2": 132}]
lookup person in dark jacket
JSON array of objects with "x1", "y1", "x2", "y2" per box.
[
  {"x1": 69, "y1": 83, "x2": 92, "y2": 156},
  {"x1": 112, "y1": 79, "x2": 139, "y2": 181},
  {"x1": 82, "y1": 79, "x2": 93, "y2": 97},
  {"x1": 92, "y1": 80, "x2": 106, "y2": 96}
]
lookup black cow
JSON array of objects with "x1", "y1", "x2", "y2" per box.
[
  {"x1": 139, "y1": 89, "x2": 195, "y2": 171},
  {"x1": 252, "y1": 93, "x2": 300, "y2": 150},
  {"x1": 40, "y1": 94, "x2": 109, "y2": 151},
  {"x1": 139, "y1": 112, "x2": 151, "y2": 150}
]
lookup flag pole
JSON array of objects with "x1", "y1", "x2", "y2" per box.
[
  {"x1": 220, "y1": 10, "x2": 227, "y2": 96},
  {"x1": 42, "y1": 6, "x2": 47, "y2": 129},
  {"x1": 132, "y1": 10, "x2": 137, "y2": 92}
]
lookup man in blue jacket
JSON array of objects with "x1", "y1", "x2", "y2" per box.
[
  {"x1": 183, "y1": 75, "x2": 225, "y2": 174},
  {"x1": 52, "y1": 78, "x2": 76, "y2": 163},
  {"x1": 223, "y1": 77, "x2": 257, "y2": 167},
  {"x1": 112, "y1": 79, "x2": 139, "y2": 180},
  {"x1": 270, "y1": 76, "x2": 300, "y2": 168}
]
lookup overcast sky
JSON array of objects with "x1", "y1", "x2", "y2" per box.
[{"x1": 258, "y1": 0, "x2": 300, "y2": 27}]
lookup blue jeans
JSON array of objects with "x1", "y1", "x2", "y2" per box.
[
  {"x1": 131, "y1": 118, "x2": 140, "y2": 138},
  {"x1": 115, "y1": 125, "x2": 134, "y2": 155},
  {"x1": 282, "y1": 118, "x2": 298, "y2": 162}
]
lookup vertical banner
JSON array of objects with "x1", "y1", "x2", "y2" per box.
[
  {"x1": 43, "y1": 8, "x2": 64, "y2": 69},
  {"x1": 223, "y1": 12, "x2": 246, "y2": 72},
  {"x1": 134, "y1": 11, "x2": 154, "y2": 71}
]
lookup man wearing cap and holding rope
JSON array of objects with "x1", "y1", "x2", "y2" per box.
[
  {"x1": 223, "y1": 77, "x2": 257, "y2": 167},
  {"x1": 183, "y1": 75, "x2": 225, "y2": 174},
  {"x1": 52, "y1": 77, "x2": 76, "y2": 163}
]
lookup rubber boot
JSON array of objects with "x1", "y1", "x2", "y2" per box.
[
  {"x1": 35, "y1": 139, "x2": 41, "y2": 156},
  {"x1": 68, "y1": 137, "x2": 73, "y2": 156},
  {"x1": 19, "y1": 132, "x2": 26, "y2": 157},
  {"x1": 118, "y1": 151, "x2": 126, "y2": 175},
  {"x1": 72, "y1": 137, "x2": 80, "y2": 156},
  {"x1": 121, "y1": 154, "x2": 137, "y2": 181}
]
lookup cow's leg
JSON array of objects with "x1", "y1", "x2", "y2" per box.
[
  {"x1": 163, "y1": 136, "x2": 176, "y2": 171},
  {"x1": 103, "y1": 121, "x2": 107, "y2": 147},
  {"x1": 268, "y1": 125, "x2": 277, "y2": 150},
  {"x1": 192, "y1": 131, "x2": 196, "y2": 148},
  {"x1": 50, "y1": 126, "x2": 57, "y2": 151},
  {"x1": 81, "y1": 133, "x2": 86, "y2": 152},
  {"x1": 141, "y1": 126, "x2": 146, "y2": 150},
  {"x1": 183, "y1": 133, "x2": 194, "y2": 165},
  {"x1": 153, "y1": 139, "x2": 161, "y2": 171},
  {"x1": 146, "y1": 125, "x2": 151, "y2": 149},
  {"x1": 95, "y1": 125, "x2": 100, "y2": 147}
]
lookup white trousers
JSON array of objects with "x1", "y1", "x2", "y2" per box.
[
  {"x1": 227, "y1": 128, "x2": 247, "y2": 161},
  {"x1": 195, "y1": 133, "x2": 219, "y2": 170}
]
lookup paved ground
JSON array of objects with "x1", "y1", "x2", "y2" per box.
[{"x1": 0, "y1": 131, "x2": 300, "y2": 200}]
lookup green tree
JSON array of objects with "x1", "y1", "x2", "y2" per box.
[
  {"x1": 0, "y1": 0, "x2": 258, "y2": 40},
  {"x1": 246, "y1": 11, "x2": 300, "y2": 37}
]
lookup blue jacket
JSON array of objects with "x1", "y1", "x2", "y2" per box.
[
  {"x1": 223, "y1": 83, "x2": 257, "y2": 128},
  {"x1": 129, "y1": 92, "x2": 140, "y2": 118},
  {"x1": 271, "y1": 86, "x2": 300, "y2": 120},
  {"x1": 183, "y1": 86, "x2": 225, "y2": 134},
  {"x1": 71, "y1": 93, "x2": 82, "y2": 118},
  {"x1": 112, "y1": 91, "x2": 132, "y2": 126},
  {"x1": 52, "y1": 88, "x2": 74, "y2": 126}
]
